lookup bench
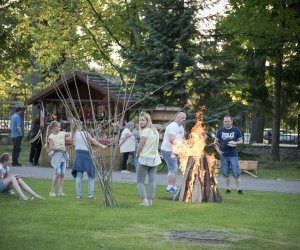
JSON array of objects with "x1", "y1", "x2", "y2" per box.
[{"x1": 215, "y1": 160, "x2": 258, "y2": 177}]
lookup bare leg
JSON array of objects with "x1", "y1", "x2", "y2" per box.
[
  {"x1": 3, "y1": 176, "x2": 28, "y2": 200},
  {"x1": 225, "y1": 177, "x2": 231, "y2": 189},
  {"x1": 50, "y1": 175, "x2": 59, "y2": 193},
  {"x1": 167, "y1": 172, "x2": 176, "y2": 186},
  {"x1": 58, "y1": 175, "x2": 64, "y2": 194},
  {"x1": 17, "y1": 178, "x2": 41, "y2": 198},
  {"x1": 235, "y1": 178, "x2": 241, "y2": 190}
]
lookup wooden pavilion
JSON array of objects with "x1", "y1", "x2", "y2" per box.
[{"x1": 25, "y1": 71, "x2": 136, "y2": 168}]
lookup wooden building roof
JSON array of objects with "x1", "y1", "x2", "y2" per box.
[{"x1": 25, "y1": 71, "x2": 137, "y2": 106}]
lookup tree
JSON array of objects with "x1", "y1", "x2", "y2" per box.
[{"x1": 216, "y1": 0, "x2": 300, "y2": 160}]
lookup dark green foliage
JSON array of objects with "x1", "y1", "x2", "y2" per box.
[{"x1": 122, "y1": 0, "x2": 201, "y2": 108}]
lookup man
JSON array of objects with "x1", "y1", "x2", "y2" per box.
[
  {"x1": 214, "y1": 115, "x2": 244, "y2": 194},
  {"x1": 29, "y1": 114, "x2": 42, "y2": 166},
  {"x1": 10, "y1": 106, "x2": 25, "y2": 166},
  {"x1": 161, "y1": 112, "x2": 186, "y2": 193}
]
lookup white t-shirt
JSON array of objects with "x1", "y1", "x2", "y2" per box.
[
  {"x1": 161, "y1": 121, "x2": 185, "y2": 151},
  {"x1": 74, "y1": 130, "x2": 90, "y2": 151},
  {"x1": 119, "y1": 127, "x2": 135, "y2": 153},
  {"x1": 0, "y1": 163, "x2": 9, "y2": 179}
]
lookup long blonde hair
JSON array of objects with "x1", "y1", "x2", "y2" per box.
[
  {"x1": 43, "y1": 120, "x2": 60, "y2": 150},
  {"x1": 70, "y1": 119, "x2": 82, "y2": 142},
  {"x1": 139, "y1": 112, "x2": 157, "y2": 133}
]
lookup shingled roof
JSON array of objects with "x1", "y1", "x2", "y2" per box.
[{"x1": 25, "y1": 71, "x2": 137, "y2": 106}]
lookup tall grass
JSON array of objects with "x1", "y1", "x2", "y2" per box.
[{"x1": 0, "y1": 179, "x2": 299, "y2": 250}]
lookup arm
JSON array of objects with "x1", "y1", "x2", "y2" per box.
[
  {"x1": 137, "y1": 136, "x2": 147, "y2": 157},
  {"x1": 228, "y1": 137, "x2": 243, "y2": 146},
  {"x1": 17, "y1": 125, "x2": 22, "y2": 137},
  {"x1": 213, "y1": 137, "x2": 223, "y2": 154},
  {"x1": 168, "y1": 133, "x2": 177, "y2": 144},
  {"x1": 87, "y1": 133, "x2": 106, "y2": 149},
  {"x1": 119, "y1": 132, "x2": 131, "y2": 147},
  {"x1": 48, "y1": 138, "x2": 66, "y2": 152}
]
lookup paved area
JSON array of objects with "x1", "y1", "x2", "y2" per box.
[{"x1": 9, "y1": 165, "x2": 300, "y2": 194}]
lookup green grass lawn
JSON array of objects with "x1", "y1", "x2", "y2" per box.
[{"x1": 0, "y1": 179, "x2": 299, "y2": 250}]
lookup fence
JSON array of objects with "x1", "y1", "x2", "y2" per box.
[{"x1": 239, "y1": 112, "x2": 299, "y2": 147}]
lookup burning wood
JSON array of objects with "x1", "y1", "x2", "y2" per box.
[
  {"x1": 174, "y1": 155, "x2": 222, "y2": 202},
  {"x1": 173, "y1": 108, "x2": 222, "y2": 203}
]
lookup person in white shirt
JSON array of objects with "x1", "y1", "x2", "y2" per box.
[
  {"x1": 161, "y1": 112, "x2": 186, "y2": 194},
  {"x1": 119, "y1": 121, "x2": 135, "y2": 173},
  {"x1": 70, "y1": 119, "x2": 106, "y2": 199},
  {"x1": 0, "y1": 153, "x2": 44, "y2": 200}
]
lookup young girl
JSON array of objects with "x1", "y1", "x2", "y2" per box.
[
  {"x1": 45, "y1": 120, "x2": 70, "y2": 197},
  {"x1": 0, "y1": 153, "x2": 44, "y2": 200},
  {"x1": 137, "y1": 112, "x2": 161, "y2": 206},
  {"x1": 70, "y1": 119, "x2": 106, "y2": 199}
]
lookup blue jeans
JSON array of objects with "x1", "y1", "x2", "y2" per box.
[
  {"x1": 134, "y1": 144, "x2": 139, "y2": 170},
  {"x1": 75, "y1": 171, "x2": 95, "y2": 198},
  {"x1": 220, "y1": 155, "x2": 241, "y2": 179},
  {"x1": 161, "y1": 150, "x2": 178, "y2": 173}
]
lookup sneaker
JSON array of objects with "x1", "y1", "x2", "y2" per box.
[
  {"x1": 8, "y1": 190, "x2": 15, "y2": 195},
  {"x1": 226, "y1": 189, "x2": 231, "y2": 194},
  {"x1": 139, "y1": 199, "x2": 149, "y2": 206},
  {"x1": 20, "y1": 196, "x2": 29, "y2": 201},
  {"x1": 237, "y1": 189, "x2": 243, "y2": 195},
  {"x1": 88, "y1": 196, "x2": 96, "y2": 200},
  {"x1": 76, "y1": 196, "x2": 82, "y2": 199},
  {"x1": 49, "y1": 191, "x2": 56, "y2": 197},
  {"x1": 36, "y1": 195, "x2": 46, "y2": 200},
  {"x1": 166, "y1": 185, "x2": 173, "y2": 193},
  {"x1": 121, "y1": 170, "x2": 131, "y2": 173},
  {"x1": 58, "y1": 192, "x2": 65, "y2": 196},
  {"x1": 167, "y1": 187, "x2": 177, "y2": 194},
  {"x1": 12, "y1": 163, "x2": 22, "y2": 167}
]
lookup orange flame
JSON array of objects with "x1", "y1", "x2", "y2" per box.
[{"x1": 172, "y1": 107, "x2": 216, "y2": 176}]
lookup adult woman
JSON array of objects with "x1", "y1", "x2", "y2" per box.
[
  {"x1": 137, "y1": 112, "x2": 161, "y2": 206},
  {"x1": 0, "y1": 153, "x2": 44, "y2": 200},
  {"x1": 119, "y1": 121, "x2": 135, "y2": 173},
  {"x1": 70, "y1": 119, "x2": 106, "y2": 199}
]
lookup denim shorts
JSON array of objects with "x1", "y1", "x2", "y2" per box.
[
  {"x1": 161, "y1": 150, "x2": 178, "y2": 173},
  {"x1": 220, "y1": 155, "x2": 241, "y2": 179},
  {"x1": 51, "y1": 152, "x2": 68, "y2": 176},
  {"x1": 0, "y1": 180, "x2": 6, "y2": 192}
]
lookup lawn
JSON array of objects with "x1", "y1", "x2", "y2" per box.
[{"x1": 0, "y1": 179, "x2": 299, "y2": 250}]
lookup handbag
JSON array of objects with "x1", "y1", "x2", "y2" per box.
[{"x1": 139, "y1": 155, "x2": 156, "y2": 167}]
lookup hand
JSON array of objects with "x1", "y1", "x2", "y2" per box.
[{"x1": 228, "y1": 141, "x2": 237, "y2": 147}]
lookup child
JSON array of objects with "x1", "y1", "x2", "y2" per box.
[
  {"x1": 70, "y1": 119, "x2": 106, "y2": 199},
  {"x1": 0, "y1": 152, "x2": 44, "y2": 200},
  {"x1": 45, "y1": 120, "x2": 70, "y2": 197}
]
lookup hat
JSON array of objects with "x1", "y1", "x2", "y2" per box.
[{"x1": 15, "y1": 106, "x2": 26, "y2": 112}]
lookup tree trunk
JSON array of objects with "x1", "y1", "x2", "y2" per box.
[
  {"x1": 250, "y1": 49, "x2": 266, "y2": 143},
  {"x1": 271, "y1": 52, "x2": 283, "y2": 161},
  {"x1": 250, "y1": 103, "x2": 264, "y2": 143}
]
